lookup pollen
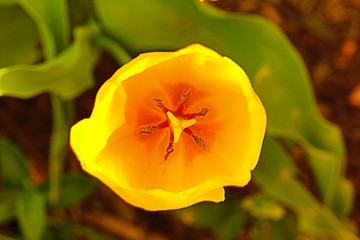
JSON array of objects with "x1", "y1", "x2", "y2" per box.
[
  {"x1": 182, "y1": 89, "x2": 191, "y2": 104},
  {"x1": 166, "y1": 111, "x2": 196, "y2": 143},
  {"x1": 137, "y1": 126, "x2": 157, "y2": 134},
  {"x1": 192, "y1": 135, "x2": 206, "y2": 151}
]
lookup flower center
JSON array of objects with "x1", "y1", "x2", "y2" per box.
[
  {"x1": 137, "y1": 89, "x2": 210, "y2": 160},
  {"x1": 166, "y1": 111, "x2": 196, "y2": 143}
]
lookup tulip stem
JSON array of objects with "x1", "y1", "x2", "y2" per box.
[
  {"x1": 93, "y1": 33, "x2": 132, "y2": 65},
  {"x1": 49, "y1": 95, "x2": 74, "y2": 205}
]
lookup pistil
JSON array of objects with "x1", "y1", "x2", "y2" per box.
[{"x1": 166, "y1": 111, "x2": 196, "y2": 143}]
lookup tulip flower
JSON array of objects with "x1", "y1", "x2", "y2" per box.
[{"x1": 70, "y1": 44, "x2": 266, "y2": 211}]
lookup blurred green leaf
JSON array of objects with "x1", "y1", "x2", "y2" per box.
[
  {"x1": 94, "y1": 0, "x2": 348, "y2": 208},
  {"x1": 297, "y1": 138, "x2": 343, "y2": 206},
  {"x1": 0, "y1": 25, "x2": 100, "y2": 99},
  {"x1": 249, "y1": 214, "x2": 298, "y2": 240},
  {"x1": 0, "y1": 190, "x2": 18, "y2": 223},
  {"x1": 12, "y1": 0, "x2": 74, "y2": 213},
  {"x1": 68, "y1": 0, "x2": 95, "y2": 29},
  {"x1": 0, "y1": 4, "x2": 40, "y2": 68},
  {"x1": 254, "y1": 137, "x2": 358, "y2": 240},
  {"x1": 45, "y1": 217, "x2": 116, "y2": 240},
  {"x1": 41, "y1": 173, "x2": 98, "y2": 208},
  {"x1": 331, "y1": 179, "x2": 355, "y2": 219},
  {"x1": 0, "y1": 234, "x2": 19, "y2": 240},
  {"x1": 241, "y1": 194, "x2": 285, "y2": 221},
  {"x1": 16, "y1": 0, "x2": 70, "y2": 58},
  {"x1": 0, "y1": 0, "x2": 16, "y2": 5},
  {"x1": 0, "y1": 139, "x2": 31, "y2": 189},
  {"x1": 175, "y1": 200, "x2": 248, "y2": 240},
  {"x1": 15, "y1": 188, "x2": 46, "y2": 240}
]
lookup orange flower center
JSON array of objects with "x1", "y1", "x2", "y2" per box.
[{"x1": 137, "y1": 89, "x2": 210, "y2": 160}]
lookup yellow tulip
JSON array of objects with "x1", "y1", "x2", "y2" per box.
[{"x1": 70, "y1": 44, "x2": 267, "y2": 211}]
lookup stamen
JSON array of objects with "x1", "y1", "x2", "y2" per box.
[
  {"x1": 192, "y1": 135, "x2": 206, "y2": 151},
  {"x1": 164, "y1": 142, "x2": 174, "y2": 160},
  {"x1": 153, "y1": 98, "x2": 169, "y2": 113},
  {"x1": 157, "y1": 121, "x2": 169, "y2": 129},
  {"x1": 137, "y1": 126, "x2": 157, "y2": 134},
  {"x1": 182, "y1": 89, "x2": 191, "y2": 104},
  {"x1": 154, "y1": 98, "x2": 164, "y2": 108},
  {"x1": 186, "y1": 108, "x2": 211, "y2": 119},
  {"x1": 197, "y1": 108, "x2": 211, "y2": 116}
]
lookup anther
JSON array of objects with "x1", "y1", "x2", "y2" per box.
[
  {"x1": 153, "y1": 99, "x2": 164, "y2": 108},
  {"x1": 164, "y1": 142, "x2": 174, "y2": 160},
  {"x1": 192, "y1": 135, "x2": 206, "y2": 151},
  {"x1": 182, "y1": 89, "x2": 191, "y2": 104},
  {"x1": 153, "y1": 98, "x2": 169, "y2": 113},
  {"x1": 197, "y1": 108, "x2": 211, "y2": 116},
  {"x1": 185, "y1": 108, "x2": 211, "y2": 119},
  {"x1": 137, "y1": 126, "x2": 157, "y2": 134}
]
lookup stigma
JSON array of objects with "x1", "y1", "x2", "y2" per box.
[{"x1": 166, "y1": 111, "x2": 196, "y2": 143}]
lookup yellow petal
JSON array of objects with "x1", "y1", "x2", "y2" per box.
[{"x1": 95, "y1": 170, "x2": 225, "y2": 211}]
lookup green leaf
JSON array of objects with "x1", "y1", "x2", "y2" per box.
[
  {"x1": 331, "y1": 179, "x2": 355, "y2": 219},
  {"x1": 0, "y1": 139, "x2": 31, "y2": 189},
  {"x1": 94, "y1": 0, "x2": 349, "y2": 208},
  {"x1": 241, "y1": 194, "x2": 285, "y2": 221},
  {"x1": 0, "y1": 0, "x2": 16, "y2": 6},
  {"x1": 16, "y1": 0, "x2": 70, "y2": 58},
  {"x1": 0, "y1": 25, "x2": 100, "y2": 99},
  {"x1": 175, "y1": 200, "x2": 248, "y2": 240},
  {"x1": 249, "y1": 215, "x2": 299, "y2": 240},
  {"x1": 41, "y1": 173, "x2": 98, "y2": 208},
  {"x1": 15, "y1": 188, "x2": 46, "y2": 240},
  {"x1": 0, "y1": 234, "x2": 19, "y2": 240},
  {"x1": 296, "y1": 137, "x2": 343, "y2": 206},
  {"x1": 46, "y1": 217, "x2": 117, "y2": 240},
  {"x1": 0, "y1": 190, "x2": 18, "y2": 223},
  {"x1": 0, "y1": 4, "x2": 40, "y2": 68},
  {"x1": 253, "y1": 137, "x2": 358, "y2": 240}
]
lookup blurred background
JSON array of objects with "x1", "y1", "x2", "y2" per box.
[{"x1": 0, "y1": 0, "x2": 359, "y2": 239}]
